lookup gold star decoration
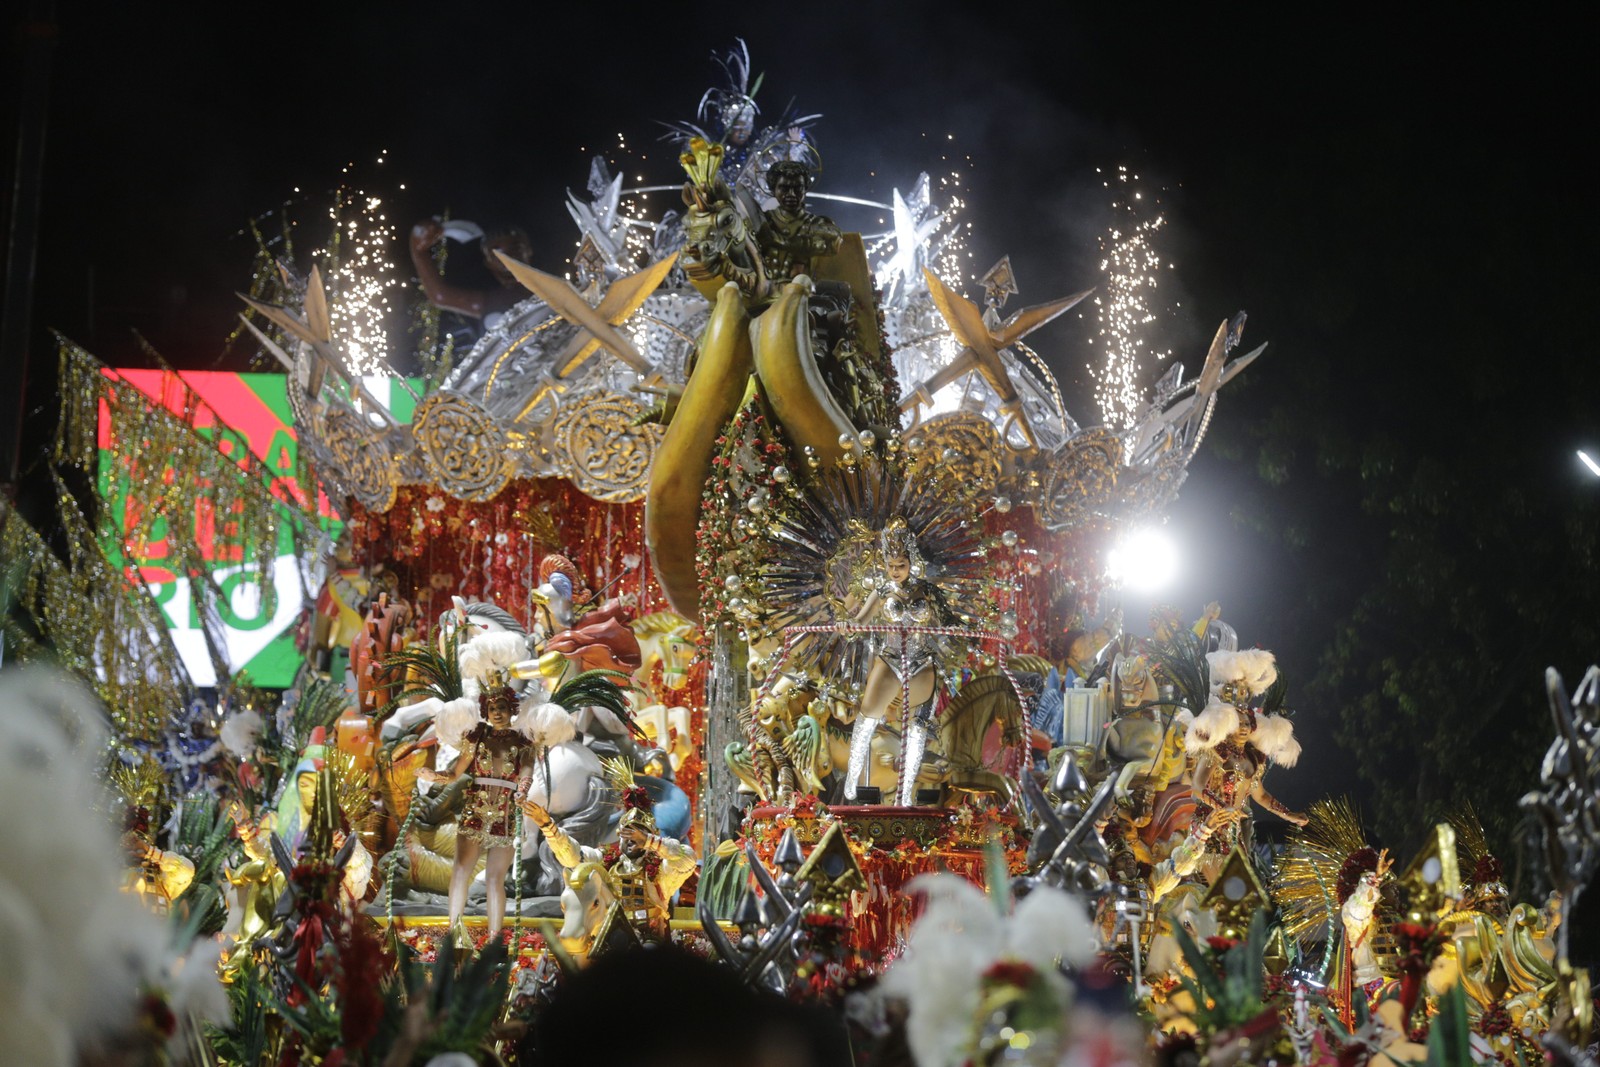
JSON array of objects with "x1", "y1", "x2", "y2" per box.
[
  {"x1": 494, "y1": 250, "x2": 678, "y2": 380},
  {"x1": 904, "y1": 267, "x2": 1092, "y2": 447}
]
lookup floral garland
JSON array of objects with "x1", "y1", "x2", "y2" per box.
[{"x1": 600, "y1": 842, "x2": 662, "y2": 880}]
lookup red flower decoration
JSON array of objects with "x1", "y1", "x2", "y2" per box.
[
  {"x1": 621, "y1": 785, "x2": 653, "y2": 811},
  {"x1": 1206, "y1": 935, "x2": 1241, "y2": 953}
]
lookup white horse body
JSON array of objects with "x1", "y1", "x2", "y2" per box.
[
  {"x1": 558, "y1": 861, "x2": 615, "y2": 953},
  {"x1": 525, "y1": 740, "x2": 603, "y2": 817}
]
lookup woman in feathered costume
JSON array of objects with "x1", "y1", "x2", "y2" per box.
[
  {"x1": 423, "y1": 629, "x2": 538, "y2": 940},
  {"x1": 1153, "y1": 649, "x2": 1305, "y2": 896}
]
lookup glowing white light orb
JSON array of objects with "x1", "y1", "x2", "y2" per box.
[{"x1": 1106, "y1": 527, "x2": 1179, "y2": 592}]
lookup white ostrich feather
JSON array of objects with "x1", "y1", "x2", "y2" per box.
[
  {"x1": 1233, "y1": 648, "x2": 1279, "y2": 694},
  {"x1": 1205, "y1": 649, "x2": 1249, "y2": 687},
  {"x1": 1186, "y1": 698, "x2": 1239, "y2": 750},
  {"x1": 881, "y1": 874, "x2": 1086, "y2": 1067},
  {"x1": 515, "y1": 702, "x2": 576, "y2": 747},
  {"x1": 434, "y1": 696, "x2": 482, "y2": 751},
  {"x1": 1206, "y1": 648, "x2": 1279, "y2": 697},
  {"x1": 219, "y1": 709, "x2": 263, "y2": 759},
  {"x1": 1251, "y1": 712, "x2": 1301, "y2": 766},
  {"x1": 457, "y1": 630, "x2": 529, "y2": 686},
  {"x1": 0, "y1": 669, "x2": 173, "y2": 1067},
  {"x1": 880, "y1": 875, "x2": 997, "y2": 1067},
  {"x1": 1005, "y1": 885, "x2": 1097, "y2": 970}
]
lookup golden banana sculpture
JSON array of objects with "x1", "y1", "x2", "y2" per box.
[
  {"x1": 645, "y1": 283, "x2": 755, "y2": 617},
  {"x1": 752, "y1": 278, "x2": 858, "y2": 468},
  {"x1": 646, "y1": 146, "x2": 888, "y2": 618}
]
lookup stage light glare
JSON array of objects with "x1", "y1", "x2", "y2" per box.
[
  {"x1": 1578, "y1": 450, "x2": 1600, "y2": 478},
  {"x1": 1107, "y1": 527, "x2": 1179, "y2": 592}
]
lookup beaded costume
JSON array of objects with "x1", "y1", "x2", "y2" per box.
[{"x1": 457, "y1": 722, "x2": 533, "y2": 848}]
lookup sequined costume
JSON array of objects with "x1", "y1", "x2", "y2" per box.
[
  {"x1": 457, "y1": 723, "x2": 533, "y2": 848},
  {"x1": 872, "y1": 578, "x2": 945, "y2": 685}
]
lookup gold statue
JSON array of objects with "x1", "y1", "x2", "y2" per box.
[{"x1": 220, "y1": 806, "x2": 286, "y2": 982}]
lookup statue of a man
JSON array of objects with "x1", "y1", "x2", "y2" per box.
[
  {"x1": 752, "y1": 161, "x2": 841, "y2": 294},
  {"x1": 680, "y1": 152, "x2": 840, "y2": 311}
]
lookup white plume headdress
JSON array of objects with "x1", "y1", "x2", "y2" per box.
[
  {"x1": 1185, "y1": 648, "x2": 1299, "y2": 764},
  {"x1": 457, "y1": 630, "x2": 529, "y2": 691}
]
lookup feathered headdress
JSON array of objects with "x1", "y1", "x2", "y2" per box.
[
  {"x1": 1186, "y1": 648, "x2": 1299, "y2": 765},
  {"x1": 602, "y1": 757, "x2": 656, "y2": 831},
  {"x1": 458, "y1": 629, "x2": 529, "y2": 691},
  {"x1": 1272, "y1": 797, "x2": 1372, "y2": 944}
]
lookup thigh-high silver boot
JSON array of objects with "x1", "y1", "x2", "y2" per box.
[
  {"x1": 896, "y1": 698, "x2": 939, "y2": 806},
  {"x1": 844, "y1": 715, "x2": 878, "y2": 800},
  {"x1": 895, "y1": 729, "x2": 929, "y2": 808}
]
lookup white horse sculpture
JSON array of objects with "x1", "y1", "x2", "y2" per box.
[{"x1": 557, "y1": 860, "x2": 619, "y2": 955}]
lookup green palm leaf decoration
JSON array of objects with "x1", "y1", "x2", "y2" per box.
[
  {"x1": 1146, "y1": 629, "x2": 1210, "y2": 718},
  {"x1": 374, "y1": 627, "x2": 463, "y2": 723},
  {"x1": 550, "y1": 668, "x2": 640, "y2": 735}
]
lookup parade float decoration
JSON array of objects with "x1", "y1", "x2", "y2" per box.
[{"x1": 1, "y1": 39, "x2": 1595, "y2": 1067}]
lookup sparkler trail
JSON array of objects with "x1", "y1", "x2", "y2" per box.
[{"x1": 1088, "y1": 165, "x2": 1172, "y2": 429}]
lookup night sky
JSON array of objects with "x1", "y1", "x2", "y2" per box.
[{"x1": 6, "y1": 7, "x2": 1597, "y2": 840}]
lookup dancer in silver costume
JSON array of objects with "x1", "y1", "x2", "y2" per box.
[{"x1": 844, "y1": 519, "x2": 950, "y2": 805}]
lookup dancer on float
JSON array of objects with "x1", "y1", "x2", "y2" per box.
[
  {"x1": 422, "y1": 672, "x2": 533, "y2": 941},
  {"x1": 843, "y1": 518, "x2": 953, "y2": 806}
]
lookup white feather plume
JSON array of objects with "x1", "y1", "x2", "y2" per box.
[
  {"x1": 1234, "y1": 648, "x2": 1279, "y2": 694},
  {"x1": 1005, "y1": 885, "x2": 1097, "y2": 970},
  {"x1": 1206, "y1": 648, "x2": 1278, "y2": 697},
  {"x1": 1186, "y1": 697, "x2": 1239, "y2": 750},
  {"x1": 457, "y1": 630, "x2": 529, "y2": 686},
  {"x1": 1250, "y1": 712, "x2": 1301, "y2": 766},
  {"x1": 879, "y1": 874, "x2": 1087, "y2": 1067},
  {"x1": 219, "y1": 709, "x2": 262, "y2": 759},
  {"x1": 434, "y1": 696, "x2": 482, "y2": 751},
  {"x1": 880, "y1": 876, "x2": 995, "y2": 1067},
  {"x1": 515, "y1": 701, "x2": 576, "y2": 747},
  {"x1": 0, "y1": 669, "x2": 177, "y2": 1066}
]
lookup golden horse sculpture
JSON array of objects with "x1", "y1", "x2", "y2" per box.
[{"x1": 727, "y1": 670, "x2": 1025, "y2": 807}]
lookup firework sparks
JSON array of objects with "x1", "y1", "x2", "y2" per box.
[
  {"x1": 315, "y1": 167, "x2": 403, "y2": 376},
  {"x1": 1087, "y1": 165, "x2": 1171, "y2": 429}
]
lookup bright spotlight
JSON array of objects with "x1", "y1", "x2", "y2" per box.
[
  {"x1": 1579, "y1": 450, "x2": 1600, "y2": 478},
  {"x1": 1107, "y1": 527, "x2": 1179, "y2": 593}
]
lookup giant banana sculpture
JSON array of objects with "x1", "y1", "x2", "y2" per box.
[
  {"x1": 752, "y1": 278, "x2": 858, "y2": 469},
  {"x1": 647, "y1": 272, "x2": 866, "y2": 617},
  {"x1": 645, "y1": 143, "x2": 887, "y2": 618},
  {"x1": 644, "y1": 282, "x2": 754, "y2": 618}
]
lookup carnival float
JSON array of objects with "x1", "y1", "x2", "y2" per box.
[{"x1": 0, "y1": 40, "x2": 1595, "y2": 1067}]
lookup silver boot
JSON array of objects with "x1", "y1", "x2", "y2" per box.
[
  {"x1": 897, "y1": 699, "x2": 937, "y2": 806},
  {"x1": 844, "y1": 716, "x2": 878, "y2": 800}
]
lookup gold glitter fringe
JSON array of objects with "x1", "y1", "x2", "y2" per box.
[
  {"x1": 53, "y1": 338, "x2": 331, "y2": 684},
  {"x1": 1, "y1": 491, "x2": 191, "y2": 741},
  {"x1": 1272, "y1": 795, "x2": 1372, "y2": 945}
]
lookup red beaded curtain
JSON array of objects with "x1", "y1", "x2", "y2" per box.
[
  {"x1": 978, "y1": 505, "x2": 1115, "y2": 663},
  {"x1": 344, "y1": 479, "x2": 675, "y2": 637}
]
